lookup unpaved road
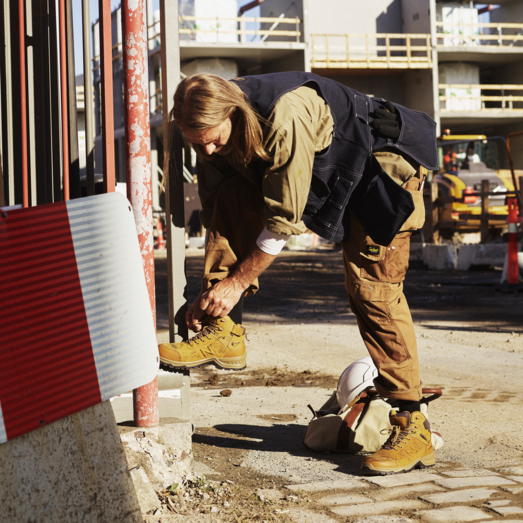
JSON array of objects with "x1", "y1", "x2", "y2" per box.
[{"x1": 152, "y1": 249, "x2": 523, "y2": 522}]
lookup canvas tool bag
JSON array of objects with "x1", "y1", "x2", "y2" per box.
[{"x1": 303, "y1": 388, "x2": 443, "y2": 455}]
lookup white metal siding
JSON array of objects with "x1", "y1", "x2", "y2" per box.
[{"x1": 66, "y1": 193, "x2": 159, "y2": 400}]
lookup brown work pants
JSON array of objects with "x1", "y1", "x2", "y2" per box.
[{"x1": 202, "y1": 175, "x2": 422, "y2": 402}]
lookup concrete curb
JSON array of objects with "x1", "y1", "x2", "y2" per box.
[
  {"x1": 120, "y1": 419, "x2": 193, "y2": 502},
  {"x1": 457, "y1": 244, "x2": 507, "y2": 271},
  {"x1": 411, "y1": 243, "x2": 513, "y2": 271},
  {"x1": 411, "y1": 243, "x2": 458, "y2": 270}
]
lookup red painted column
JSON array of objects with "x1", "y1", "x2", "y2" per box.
[
  {"x1": 59, "y1": 0, "x2": 69, "y2": 200},
  {"x1": 18, "y1": 0, "x2": 28, "y2": 208},
  {"x1": 121, "y1": 0, "x2": 158, "y2": 427},
  {"x1": 507, "y1": 197, "x2": 520, "y2": 285},
  {"x1": 98, "y1": 0, "x2": 115, "y2": 193}
]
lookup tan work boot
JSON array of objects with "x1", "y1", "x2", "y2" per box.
[
  {"x1": 159, "y1": 315, "x2": 246, "y2": 371},
  {"x1": 361, "y1": 410, "x2": 435, "y2": 475}
]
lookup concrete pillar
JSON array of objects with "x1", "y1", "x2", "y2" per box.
[{"x1": 0, "y1": 401, "x2": 142, "y2": 523}]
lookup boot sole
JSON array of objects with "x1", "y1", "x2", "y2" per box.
[
  {"x1": 160, "y1": 354, "x2": 246, "y2": 372},
  {"x1": 361, "y1": 451, "x2": 436, "y2": 476}
]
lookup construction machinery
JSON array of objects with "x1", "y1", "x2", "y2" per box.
[{"x1": 433, "y1": 132, "x2": 521, "y2": 236}]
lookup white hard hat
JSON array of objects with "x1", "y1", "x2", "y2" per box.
[{"x1": 336, "y1": 357, "x2": 378, "y2": 410}]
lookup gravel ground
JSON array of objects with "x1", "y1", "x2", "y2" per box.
[{"x1": 150, "y1": 248, "x2": 523, "y2": 522}]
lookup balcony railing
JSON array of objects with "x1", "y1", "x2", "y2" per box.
[
  {"x1": 178, "y1": 15, "x2": 302, "y2": 43},
  {"x1": 311, "y1": 34, "x2": 432, "y2": 70},
  {"x1": 92, "y1": 15, "x2": 302, "y2": 72},
  {"x1": 436, "y1": 22, "x2": 523, "y2": 48},
  {"x1": 439, "y1": 84, "x2": 523, "y2": 112}
]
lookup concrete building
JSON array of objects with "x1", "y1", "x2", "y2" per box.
[{"x1": 88, "y1": 0, "x2": 523, "y2": 211}]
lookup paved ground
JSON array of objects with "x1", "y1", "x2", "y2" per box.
[{"x1": 151, "y1": 248, "x2": 523, "y2": 522}]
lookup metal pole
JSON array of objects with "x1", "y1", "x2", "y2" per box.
[
  {"x1": 429, "y1": 0, "x2": 440, "y2": 135},
  {"x1": 82, "y1": 11, "x2": 93, "y2": 197},
  {"x1": 59, "y1": 0, "x2": 69, "y2": 200},
  {"x1": 26, "y1": 0, "x2": 37, "y2": 206},
  {"x1": 160, "y1": 0, "x2": 188, "y2": 344},
  {"x1": 121, "y1": 0, "x2": 158, "y2": 428},
  {"x1": 65, "y1": 0, "x2": 80, "y2": 200},
  {"x1": 18, "y1": 0, "x2": 28, "y2": 207},
  {"x1": 3, "y1": 1, "x2": 15, "y2": 205},
  {"x1": 98, "y1": 0, "x2": 115, "y2": 193}
]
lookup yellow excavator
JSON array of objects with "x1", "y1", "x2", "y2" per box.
[{"x1": 433, "y1": 131, "x2": 522, "y2": 234}]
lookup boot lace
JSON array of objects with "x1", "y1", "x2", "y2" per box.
[
  {"x1": 187, "y1": 322, "x2": 223, "y2": 346},
  {"x1": 380, "y1": 425, "x2": 414, "y2": 450}
]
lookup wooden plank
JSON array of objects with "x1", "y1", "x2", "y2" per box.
[
  {"x1": 458, "y1": 213, "x2": 508, "y2": 221},
  {"x1": 435, "y1": 21, "x2": 523, "y2": 29}
]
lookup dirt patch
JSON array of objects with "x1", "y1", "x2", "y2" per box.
[
  {"x1": 191, "y1": 368, "x2": 338, "y2": 391},
  {"x1": 144, "y1": 426, "x2": 334, "y2": 523}
]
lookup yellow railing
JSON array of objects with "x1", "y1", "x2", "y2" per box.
[
  {"x1": 311, "y1": 34, "x2": 432, "y2": 70},
  {"x1": 436, "y1": 22, "x2": 523, "y2": 48},
  {"x1": 179, "y1": 15, "x2": 301, "y2": 42},
  {"x1": 439, "y1": 84, "x2": 523, "y2": 112}
]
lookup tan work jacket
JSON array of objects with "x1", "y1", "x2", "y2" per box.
[{"x1": 196, "y1": 86, "x2": 417, "y2": 237}]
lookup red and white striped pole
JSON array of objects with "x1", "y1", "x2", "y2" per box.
[
  {"x1": 507, "y1": 197, "x2": 520, "y2": 285},
  {"x1": 121, "y1": 0, "x2": 158, "y2": 427}
]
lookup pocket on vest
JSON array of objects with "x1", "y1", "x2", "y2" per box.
[
  {"x1": 303, "y1": 171, "x2": 331, "y2": 215},
  {"x1": 352, "y1": 155, "x2": 415, "y2": 246},
  {"x1": 311, "y1": 169, "x2": 357, "y2": 228},
  {"x1": 329, "y1": 177, "x2": 354, "y2": 209}
]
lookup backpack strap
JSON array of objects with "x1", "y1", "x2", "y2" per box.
[{"x1": 336, "y1": 399, "x2": 367, "y2": 451}]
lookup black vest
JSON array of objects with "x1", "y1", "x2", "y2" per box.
[{"x1": 232, "y1": 72, "x2": 438, "y2": 246}]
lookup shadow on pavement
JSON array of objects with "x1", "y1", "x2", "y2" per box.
[
  {"x1": 155, "y1": 252, "x2": 523, "y2": 332},
  {"x1": 196, "y1": 423, "x2": 366, "y2": 477}
]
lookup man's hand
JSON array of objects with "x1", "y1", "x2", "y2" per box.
[
  {"x1": 186, "y1": 292, "x2": 206, "y2": 332},
  {"x1": 192, "y1": 245, "x2": 277, "y2": 324},
  {"x1": 200, "y1": 278, "x2": 245, "y2": 318}
]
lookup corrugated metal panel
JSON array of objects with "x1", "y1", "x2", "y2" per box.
[
  {"x1": 0, "y1": 202, "x2": 101, "y2": 442},
  {"x1": 67, "y1": 194, "x2": 158, "y2": 400},
  {"x1": 0, "y1": 193, "x2": 158, "y2": 443}
]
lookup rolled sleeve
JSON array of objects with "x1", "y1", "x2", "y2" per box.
[{"x1": 261, "y1": 115, "x2": 315, "y2": 236}]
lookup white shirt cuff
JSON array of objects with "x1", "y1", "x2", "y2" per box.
[{"x1": 256, "y1": 227, "x2": 291, "y2": 255}]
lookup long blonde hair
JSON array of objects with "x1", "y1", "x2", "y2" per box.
[{"x1": 170, "y1": 73, "x2": 270, "y2": 165}]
